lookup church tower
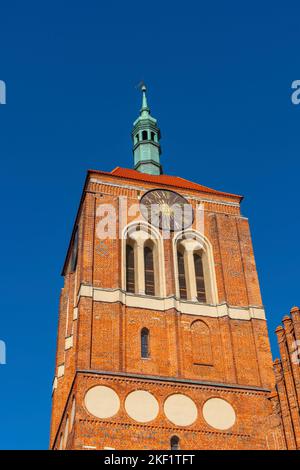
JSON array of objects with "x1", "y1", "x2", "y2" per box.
[{"x1": 50, "y1": 87, "x2": 284, "y2": 450}]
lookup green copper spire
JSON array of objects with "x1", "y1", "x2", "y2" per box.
[
  {"x1": 141, "y1": 85, "x2": 150, "y2": 116},
  {"x1": 132, "y1": 84, "x2": 162, "y2": 175}
]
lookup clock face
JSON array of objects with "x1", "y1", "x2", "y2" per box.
[{"x1": 140, "y1": 189, "x2": 193, "y2": 231}]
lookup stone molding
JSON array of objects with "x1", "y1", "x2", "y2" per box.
[
  {"x1": 89, "y1": 177, "x2": 241, "y2": 208},
  {"x1": 77, "y1": 283, "x2": 266, "y2": 321}
]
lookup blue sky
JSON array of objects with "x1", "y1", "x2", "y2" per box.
[{"x1": 0, "y1": 0, "x2": 299, "y2": 449}]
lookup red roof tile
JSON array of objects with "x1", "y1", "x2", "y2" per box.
[{"x1": 89, "y1": 167, "x2": 242, "y2": 201}]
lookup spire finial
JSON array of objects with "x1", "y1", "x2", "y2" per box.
[{"x1": 139, "y1": 81, "x2": 150, "y2": 116}]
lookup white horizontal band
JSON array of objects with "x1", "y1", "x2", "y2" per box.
[{"x1": 77, "y1": 284, "x2": 265, "y2": 321}]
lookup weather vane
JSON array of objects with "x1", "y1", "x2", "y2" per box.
[{"x1": 135, "y1": 80, "x2": 146, "y2": 91}]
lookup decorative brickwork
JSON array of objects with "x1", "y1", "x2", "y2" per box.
[
  {"x1": 50, "y1": 168, "x2": 284, "y2": 450},
  {"x1": 273, "y1": 306, "x2": 300, "y2": 449}
]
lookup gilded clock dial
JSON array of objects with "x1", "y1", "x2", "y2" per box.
[{"x1": 140, "y1": 189, "x2": 193, "y2": 231}]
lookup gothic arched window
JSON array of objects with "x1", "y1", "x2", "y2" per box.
[
  {"x1": 144, "y1": 246, "x2": 155, "y2": 296},
  {"x1": 177, "y1": 251, "x2": 187, "y2": 300},
  {"x1": 141, "y1": 328, "x2": 150, "y2": 358},
  {"x1": 123, "y1": 222, "x2": 166, "y2": 298},
  {"x1": 174, "y1": 232, "x2": 218, "y2": 305},
  {"x1": 194, "y1": 253, "x2": 206, "y2": 302},
  {"x1": 126, "y1": 244, "x2": 135, "y2": 293},
  {"x1": 170, "y1": 435, "x2": 180, "y2": 450},
  {"x1": 142, "y1": 130, "x2": 148, "y2": 140}
]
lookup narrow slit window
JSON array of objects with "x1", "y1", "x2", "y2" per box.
[
  {"x1": 177, "y1": 251, "x2": 187, "y2": 300},
  {"x1": 70, "y1": 227, "x2": 79, "y2": 272},
  {"x1": 126, "y1": 245, "x2": 135, "y2": 293},
  {"x1": 194, "y1": 253, "x2": 206, "y2": 302},
  {"x1": 144, "y1": 246, "x2": 155, "y2": 296},
  {"x1": 141, "y1": 328, "x2": 150, "y2": 358},
  {"x1": 170, "y1": 436, "x2": 180, "y2": 450}
]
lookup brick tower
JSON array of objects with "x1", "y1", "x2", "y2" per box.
[
  {"x1": 272, "y1": 306, "x2": 300, "y2": 449},
  {"x1": 50, "y1": 86, "x2": 283, "y2": 450}
]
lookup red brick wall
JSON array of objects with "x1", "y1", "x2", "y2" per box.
[
  {"x1": 56, "y1": 373, "x2": 280, "y2": 450},
  {"x1": 49, "y1": 171, "x2": 280, "y2": 450},
  {"x1": 273, "y1": 307, "x2": 300, "y2": 449}
]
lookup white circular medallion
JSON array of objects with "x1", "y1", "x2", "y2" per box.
[
  {"x1": 164, "y1": 394, "x2": 198, "y2": 426},
  {"x1": 202, "y1": 398, "x2": 236, "y2": 430},
  {"x1": 125, "y1": 390, "x2": 159, "y2": 423},
  {"x1": 84, "y1": 385, "x2": 120, "y2": 419}
]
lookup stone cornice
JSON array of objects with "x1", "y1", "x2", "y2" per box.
[
  {"x1": 89, "y1": 177, "x2": 241, "y2": 208},
  {"x1": 76, "y1": 283, "x2": 266, "y2": 321},
  {"x1": 78, "y1": 369, "x2": 271, "y2": 394}
]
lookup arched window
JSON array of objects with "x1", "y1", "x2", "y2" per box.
[
  {"x1": 194, "y1": 253, "x2": 206, "y2": 302},
  {"x1": 151, "y1": 131, "x2": 155, "y2": 141},
  {"x1": 136, "y1": 133, "x2": 139, "y2": 143},
  {"x1": 126, "y1": 244, "x2": 135, "y2": 293},
  {"x1": 170, "y1": 435, "x2": 180, "y2": 450},
  {"x1": 174, "y1": 232, "x2": 218, "y2": 304},
  {"x1": 144, "y1": 246, "x2": 155, "y2": 295},
  {"x1": 177, "y1": 251, "x2": 187, "y2": 300},
  {"x1": 123, "y1": 222, "x2": 166, "y2": 298},
  {"x1": 191, "y1": 320, "x2": 213, "y2": 365},
  {"x1": 142, "y1": 130, "x2": 148, "y2": 140},
  {"x1": 141, "y1": 328, "x2": 150, "y2": 358}
]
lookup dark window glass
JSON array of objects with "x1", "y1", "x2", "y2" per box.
[
  {"x1": 136, "y1": 133, "x2": 139, "y2": 142},
  {"x1": 142, "y1": 130, "x2": 148, "y2": 140},
  {"x1": 170, "y1": 436, "x2": 180, "y2": 450},
  {"x1": 194, "y1": 253, "x2": 206, "y2": 302},
  {"x1": 144, "y1": 246, "x2": 155, "y2": 296},
  {"x1": 141, "y1": 328, "x2": 149, "y2": 358},
  {"x1": 70, "y1": 228, "x2": 78, "y2": 272},
  {"x1": 177, "y1": 251, "x2": 187, "y2": 299},
  {"x1": 126, "y1": 245, "x2": 135, "y2": 293},
  {"x1": 151, "y1": 131, "x2": 155, "y2": 141}
]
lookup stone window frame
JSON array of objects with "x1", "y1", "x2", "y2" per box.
[
  {"x1": 173, "y1": 229, "x2": 218, "y2": 305},
  {"x1": 122, "y1": 221, "x2": 166, "y2": 298}
]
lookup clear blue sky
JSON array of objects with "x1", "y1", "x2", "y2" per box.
[{"x1": 0, "y1": 0, "x2": 299, "y2": 450}]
